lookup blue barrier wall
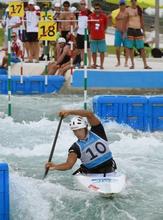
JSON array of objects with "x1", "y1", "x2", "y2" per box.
[
  {"x1": 72, "y1": 70, "x2": 163, "y2": 88},
  {"x1": 93, "y1": 95, "x2": 163, "y2": 131},
  {"x1": 0, "y1": 163, "x2": 9, "y2": 220},
  {"x1": 0, "y1": 75, "x2": 65, "y2": 95}
]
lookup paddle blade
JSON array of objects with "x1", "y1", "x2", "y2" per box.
[{"x1": 43, "y1": 167, "x2": 49, "y2": 179}]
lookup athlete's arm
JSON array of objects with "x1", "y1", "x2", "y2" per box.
[
  {"x1": 59, "y1": 109, "x2": 100, "y2": 126},
  {"x1": 45, "y1": 152, "x2": 77, "y2": 171}
]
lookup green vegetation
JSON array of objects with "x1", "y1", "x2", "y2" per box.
[{"x1": 0, "y1": 28, "x2": 4, "y2": 47}]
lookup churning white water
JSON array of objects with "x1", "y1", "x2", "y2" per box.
[{"x1": 0, "y1": 94, "x2": 163, "y2": 220}]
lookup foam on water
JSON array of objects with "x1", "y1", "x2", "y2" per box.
[{"x1": 0, "y1": 95, "x2": 163, "y2": 220}]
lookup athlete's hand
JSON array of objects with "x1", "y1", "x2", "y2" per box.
[
  {"x1": 45, "y1": 162, "x2": 56, "y2": 170},
  {"x1": 59, "y1": 110, "x2": 70, "y2": 118}
]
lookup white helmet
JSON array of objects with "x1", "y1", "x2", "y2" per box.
[{"x1": 69, "y1": 116, "x2": 88, "y2": 131}]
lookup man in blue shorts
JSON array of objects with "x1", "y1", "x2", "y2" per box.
[
  {"x1": 112, "y1": 0, "x2": 129, "y2": 67},
  {"x1": 126, "y1": 0, "x2": 151, "y2": 69}
]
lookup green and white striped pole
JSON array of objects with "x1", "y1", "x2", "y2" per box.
[
  {"x1": 84, "y1": 28, "x2": 88, "y2": 110},
  {"x1": 20, "y1": 18, "x2": 25, "y2": 84},
  {"x1": 70, "y1": 24, "x2": 74, "y2": 84},
  {"x1": 7, "y1": 28, "x2": 12, "y2": 116},
  {"x1": 44, "y1": 8, "x2": 48, "y2": 86}
]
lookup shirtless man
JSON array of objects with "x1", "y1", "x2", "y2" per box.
[
  {"x1": 58, "y1": 1, "x2": 76, "y2": 40},
  {"x1": 113, "y1": 0, "x2": 129, "y2": 67},
  {"x1": 126, "y1": 0, "x2": 151, "y2": 69}
]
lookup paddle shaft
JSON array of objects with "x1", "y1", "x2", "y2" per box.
[{"x1": 43, "y1": 116, "x2": 63, "y2": 179}]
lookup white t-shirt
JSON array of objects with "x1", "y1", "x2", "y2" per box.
[
  {"x1": 25, "y1": 11, "x2": 40, "y2": 32},
  {"x1": 2, "y1": 16, "x2": 21, "y2": 36},
  {"x1": 77, "y1": 16, "x2": 88, "y2": 35}
]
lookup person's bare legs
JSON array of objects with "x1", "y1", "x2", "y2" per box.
[
  {"x1": 33, "y1": 42, "x2": 40, "y2": 62},
  {"x1": 100, "y1": 52, "x2": 105, "y2": 69},
  {"x1": 124, "y1": 47, "x2": 129, "y2": 67},
  {"x1": 129, "y1": 48, "x2": 135, "y2": 69},
  {"x1": 28, "y1": 42, "x2": 34, "y2": 62},
  {"x1": 58, "y1": 64, "x2": 70, "y2": 76},
  {"x1": 115, "y1": 47, "x2": 121, "y2": 66},
  {"x1": 48, "y1": 63, "x2": 59, "y2": 75},
  {"x1": 140, "y1": 48, "x2": 151, "y2": 69},
  {"x1": 23, "y1": 42, "x2": 30, "y2": 60},
  {"x1": 92, "y1": 52, "x2": 97, "y2": 68}
]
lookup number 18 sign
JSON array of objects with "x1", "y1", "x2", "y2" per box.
[
  {"x1": 9, "y1": 2, "x2": 24, "y2": 17},
  {"x1": 38, "y1": 21, "x2": 57, "y2": 41}
]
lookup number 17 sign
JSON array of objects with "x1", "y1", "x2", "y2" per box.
[
  {"x1": 38, "y1": 21, "x2": 57, "y2": 41},
  {"x1": 9, "y1": 2, "x2": 24, "y2": 17}
]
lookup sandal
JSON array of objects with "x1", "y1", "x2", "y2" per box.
[
  {"x1": 129, "y1": 65, "x2": 135, "y2": 69},
  {"x1": 144, "y1": 66, "x2": 152, "y2": 69},
  {"x1": 91, "y1": 64, "x2": 96, "y2": 69},
  {"x1": 25, "y1": 60, "x2": 33, "y2": 63}
]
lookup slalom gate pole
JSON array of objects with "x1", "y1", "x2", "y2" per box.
[
  {"x1": 7, "y1": 28, "x2": 12, "y2": 116},
  {"x1": 84, "y1": 28, "x2": 88, "y2": 110},
  {"x1": 20, "y1": 56, "x2": 23, "y2": 84},
  {"x1": 70, "y1": 24, "x2": 74, "y2": 84},
  {"x1": 20, "y1": 18, "x2": 25, "y2": 84},
  {"x1": 44, "y1": 8, "x2": 48, "y2": 86}
]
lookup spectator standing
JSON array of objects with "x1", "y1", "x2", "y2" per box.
[
  {"x1": 25, "y1": 0, "x2": 40, "y2": 62},
  {"x1": 126, "y1": 0, "x2": 151, "y2": 69},
  {"x1": 20, "y1": 2, "x2": 30, "y2": 60},
  {"x1": 1, "y1": 7, "x2": 22, "y2": 47},
  {"x1": 88, "y1": 3, "x2": 108, "y2": 69},
  {"x1": 58, "y1": 1, "x2": 76, "y2": 40},
  {"x1": 112, "y1": 0, "x2": 129, "y2": 67},
  {"x1": 76, "y1": 0, "x2": 92, "y2": 68}
]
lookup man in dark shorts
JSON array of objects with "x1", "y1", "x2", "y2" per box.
[
  {"x1": 126, "y1": 0, "x2": 151, "y2": 69},
  {"x1": 76, "y1": 0, "x2": 92, "y2": 68},
  {"x1": 58, "y1": 1, "x2": 76, "y2": 41},
  {"x1": 25, "y1": 1, "x2": 40, "y2": 62},
  {"x1": 45, "y1": 109, "x2": 117, "y2": 175}
]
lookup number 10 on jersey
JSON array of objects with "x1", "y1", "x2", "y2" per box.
[{"x1": 38, "y1": 21, "x2": 57, "y2": 41}]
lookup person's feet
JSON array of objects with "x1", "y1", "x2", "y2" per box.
[
  {"x1": 25, "y1": 60, "x2": 33, "y2": 63},
  {"x1": 144, "y1": 66, "x2": 152, "y2": 69},
  {"x1": 91, "y1": 64, "x2": 96, "y2": 69},
  {"x1": 33, "y1": 59, "x2": 39, "y2": 63},
  {"x1": 115, "y1": 63, "x2": 120, "y2": 67},
  {"x1": 129, "y1": 65, "x2": 135, "y2": 69}
]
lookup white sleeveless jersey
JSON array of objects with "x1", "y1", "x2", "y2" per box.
[{"x1": 76, "y1": 131, "x2": 112, "y2": 169}]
